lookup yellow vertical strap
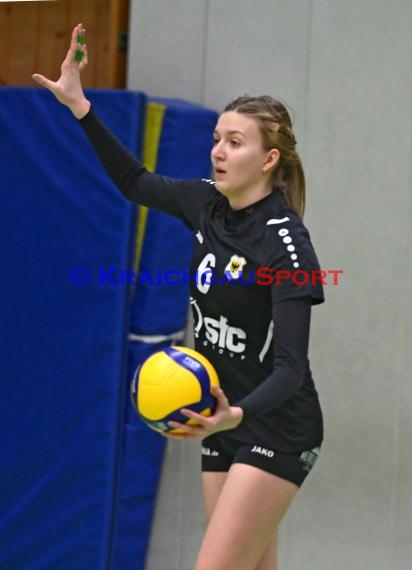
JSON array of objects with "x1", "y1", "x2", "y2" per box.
[{"x1": 134, "y1": 102, "x2": 167, "y2": 273}]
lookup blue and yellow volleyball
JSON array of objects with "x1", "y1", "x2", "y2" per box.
[{"x1": 130, "y1": 346, "x2": 220, "y2": 434}]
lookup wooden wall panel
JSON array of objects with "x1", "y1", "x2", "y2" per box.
[
  {"x1": 107, "y1": 0, "x2": 129, "y2": 88},
  {"x1": 36, "y1": 2, "x2": 71, "y2": 84},
  {"x1": 0, "y1": 0, "x2": 129, "y2": 88}
]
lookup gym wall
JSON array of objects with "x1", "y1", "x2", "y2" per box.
[{"x1": 128, "y1": 2, "x2": 412, "y2": 569}]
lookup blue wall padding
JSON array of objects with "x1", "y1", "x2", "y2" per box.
[
  {"x1": 0, "y1": 88, "x2": 217, "y2": 570},
  {"x1": 0, "y1": 88, "x2": 144, "y2": 570},
  {"x1": 130, "y1": 98, "x2": 218, "y2": 335},
  {"x1": 112, "y1": 340, "x2": 173, "y2": 570}
]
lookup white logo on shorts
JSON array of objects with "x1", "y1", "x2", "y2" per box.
[
  {"x1": 299, "y1": 447, "x2": 320, "y2": 472},
  {"x1": 201, "y1": 446, "x2": 219, "y2": 457},
  {"x1": 251, "y1": 445, "x2": 275, "y2": 458}
]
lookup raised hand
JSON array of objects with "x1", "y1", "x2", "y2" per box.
[{"x1": 32, "y1": 23, "x2": 91, "y2": 119}]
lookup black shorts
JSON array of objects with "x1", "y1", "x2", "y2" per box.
[{"x1": 201, "y1": 434, "x2": 321, "y2": 487}]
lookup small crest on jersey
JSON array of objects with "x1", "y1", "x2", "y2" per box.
[
  {"x1": 196, "y1": 230, "x2": 204, "y2": 244},
  {"x1": 225, "y1": 255, "x2": 247, "y2": 280}
]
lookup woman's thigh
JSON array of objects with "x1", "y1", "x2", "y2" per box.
[
  {"x1": 201, "y1": 471, "x2": 279, "y2": 570},
  {"x1": 196, "y1": 463, "x2": 298, "y2": 570},
  {"x1": 202, "y1": 471, "x2": 227, "y2": 521}
]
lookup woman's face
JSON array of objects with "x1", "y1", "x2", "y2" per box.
[{"x1": 211, "y1": 111, "x2": 278, "y2": 203}]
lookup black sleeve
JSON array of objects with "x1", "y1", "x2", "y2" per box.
[
  {"x1": 268, "y1": 218, "x2": 324, "y2": 305},
  {"x1": 233, "y1": 297, "x2": 311, "y2": 418},
  {"x1": 79, "y1": 107, "x2": 216, "y2": 230}
]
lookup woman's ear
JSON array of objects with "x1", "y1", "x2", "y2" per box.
[{"x1": 262, "y1": 148, "x2": 280, "y2": 173}]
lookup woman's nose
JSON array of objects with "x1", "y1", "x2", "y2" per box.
[{"x1": 212, "y1": 141, "x2": 224, "y2": 159}]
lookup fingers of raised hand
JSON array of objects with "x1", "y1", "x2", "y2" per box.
[
  {"x1": 78, "y1": 43, "x2": 88, "y2": 70},
  {"x1": 75, "y1": 25, "x2": 88, "y2": 69},
  {"x1": 63, "y1": 24, "x2": 87, "y2": 69},
  {"x1": 32, "y1": 73, "x2": 54, "y2": 89}
]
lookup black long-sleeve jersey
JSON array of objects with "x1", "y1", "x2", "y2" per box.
[{"x1": 79, "y1": 108, "x2": 325, "y2": 452}]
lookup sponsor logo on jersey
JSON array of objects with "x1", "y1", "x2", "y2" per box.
[
  {"x1": 190, "y1": 298, "x2": 247, "y2": 358},
  {"x1": 203, "y1": 315, "x2": 246, "y2": 353},
  {"x1": 251, "y1": 445, "x2": 275, "y2": 458}
]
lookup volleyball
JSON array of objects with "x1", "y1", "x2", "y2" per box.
[{"x1": 130, "y1": 346, "x2": 220, "y2": 434}]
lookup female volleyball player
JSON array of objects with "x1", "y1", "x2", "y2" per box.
[{"x1": 33, "y1": 24, "x2": 325, "y2": 570}]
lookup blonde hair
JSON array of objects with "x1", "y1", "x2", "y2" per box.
[{"x1": 224, "y1": 95, "x2": 305, "y2": 218}]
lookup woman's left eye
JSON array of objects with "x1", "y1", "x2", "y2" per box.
[{"x1": 230, "y1": 140, "x2": 240, "y2": 147}]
